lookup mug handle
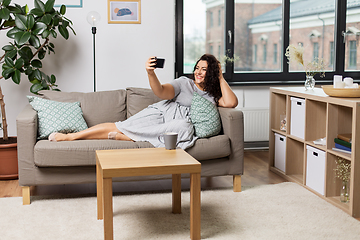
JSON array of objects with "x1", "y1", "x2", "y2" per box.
[{"x1": 158, "y1": 135, "x2": 164, "y2": 144}]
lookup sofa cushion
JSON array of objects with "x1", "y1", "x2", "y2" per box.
[
  {"x1": 27, "y1": 96, "x2": 88, "y2": 139},
  {"x1": 34, "y1": 134, "x2": 230, "y2": 167},
  {"x1": 39, "y1": 90, "x2": 127, "y2": 127},
  {"x1": 186, "y1": 135, "x2": 231, "y2": 161},
  {"x1": 190, "y1": 92, "x2": 221, "y2": 138},
  {"x1": 34, "y1": 140, "x2": 155, "y2": 167},
  {"x1": 126, "y1": 87, "x2": 162, "y2": 118}
]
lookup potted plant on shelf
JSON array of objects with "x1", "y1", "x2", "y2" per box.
[{"x1": 0, "y1": 0, "x2": 75, "y2": 179}]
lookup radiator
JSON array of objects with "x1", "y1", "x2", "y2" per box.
[{"x1": 240, "y1": 108, "x2": 269, "y2": 142}]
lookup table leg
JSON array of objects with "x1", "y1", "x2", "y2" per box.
[
  {"x1": 172, "y1": 174, "x2": 181, "y2": 214},
  {"x1": 96, "y1": 159, "x2": 103, "y2": 220},
  {"x1": 103, "y1": 178, "x2": 113, "y2": 240},
  {"x1": 190, "y1": 173, "x2": 201, "y2": 240}
]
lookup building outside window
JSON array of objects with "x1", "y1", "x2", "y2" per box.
[
  {"x1": 313, "y1": 42, "x2": 319, "y2": 60},
  {"x1": 329, "y1": 41, "x2": 334, "y2": 67},
  {"x1": 273, "y1": 43, "x2": 278, "y2": 64},
  {"x1": 253, "y1": 44, "x2": 257, "y2": 63},
  {"x1": 218, "y1": 9, "x2": 221, "y2": 27},
  {"x1": 263, "y1": 44, "x2": 267, "y2": 64},
  {"x1": 349, "y1": 40, "x2": 357, "y2": 69}
]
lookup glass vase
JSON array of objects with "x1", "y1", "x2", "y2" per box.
[
  {"x1": 305, "y1": 75, "x2": 315, "y2": 90},
  {"x1": 340, "y1": 180, "x2": 350, "y2": 203}
]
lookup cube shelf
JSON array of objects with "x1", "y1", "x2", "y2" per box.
[{"x1": 269, "y1": 87, "x2": 360, "y2": 218}]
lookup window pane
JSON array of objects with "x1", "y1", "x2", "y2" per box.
[
  {"x1": 236, "y1": 1, "x2": 282, "y2": 72},
  {"x1": 345, "y1": 5, "x2": 360, "y2": 71},
  {"x1": 184, "y1": 0, "x2": 225, "y2": 74},
  {"x1": 289, "y1": 0, "x2": 335, "y2": 72},
  {"x1": 183, "y1": 0, "x2": 206, "y2": 73}
]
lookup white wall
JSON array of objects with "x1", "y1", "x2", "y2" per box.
[{"x1": 0, "y1": 0, "x2": 270, "y2": 138}]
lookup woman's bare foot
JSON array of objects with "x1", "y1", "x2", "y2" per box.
[{"x1": 48, "y1": 132, "x2": 75, "y2": 142}]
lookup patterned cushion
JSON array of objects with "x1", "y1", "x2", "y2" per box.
[
  {"x1": 27, "y1": 96, "x2": 88, "y2": 139},
  {"x1": 190, "y1": 92, "x2": 221, "y2": 138}
]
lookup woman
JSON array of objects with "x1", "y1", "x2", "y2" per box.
[{"x1": 49, "y1": 54, "x2": 238, "y2": 149}]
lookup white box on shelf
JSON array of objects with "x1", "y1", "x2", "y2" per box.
[
  {"x1": 274, "y1": 133, "x2": 286, "y2": 172},
  {"x1": 290, "y1": 97, "x2": 305, "y2": 139},
  {"x1": 306, "y1": 145, "x2": 326, "y2": 195}
]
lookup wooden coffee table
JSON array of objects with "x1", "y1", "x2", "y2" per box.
[{"x1": 96, "y1": 148, "x2": 201, "y2": 240}]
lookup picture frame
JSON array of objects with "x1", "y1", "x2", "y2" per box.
[
  {"x1": 108, "y1": 0, "x2": 141, "y2": 24},
  {"x1": 54, "y1": 0, "x2": 83, "y2": 8}
]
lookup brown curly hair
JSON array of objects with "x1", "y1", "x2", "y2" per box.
[{"x1": 192, "y1": 54, "x2": 222, "y2": 105}]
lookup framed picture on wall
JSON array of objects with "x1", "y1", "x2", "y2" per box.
[
  {"x1": 55, "y1": 0, "x2": 83, "y2": 8},
  {"x1": 108, "y1": 0, "x2": 141, "y2": 24}
]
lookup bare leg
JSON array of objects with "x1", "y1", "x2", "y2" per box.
[{"x1": 50, "y1": 123, "x2": 133, "y2": 142}]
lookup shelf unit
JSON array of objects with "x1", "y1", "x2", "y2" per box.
[{"x1": 269, "y1": 87, "x2": 360, "y2": 218}]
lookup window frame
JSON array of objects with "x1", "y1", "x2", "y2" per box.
[{"x1": 175, "y1": 0, "x2": 359, "y2": 85}]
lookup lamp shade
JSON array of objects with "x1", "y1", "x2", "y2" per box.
[{"x1": 87, "y1": 11, "x2": 101, "y2": 27}]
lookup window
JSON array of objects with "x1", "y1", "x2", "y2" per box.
[
  {"x1": 329, "y1": 41, "x2": 334, "y2": 67},
  {"x1": 253, "y1": 44, "x2": 257, "y2": 63},
  {"x1": 313, "y1": 42, "x2": 319, "y2": 60},
  {"x1": 349, "y1": 40, "x2": 357, "y2": 69},
  {"x1": 176, "y1": 0, "x2": 360, "y2": 85},
  {"x1": 274, "y1": 43, "x2": 278, "y2": 64},
  {"x1": 218, "y1": 9, "x2": 221, "y2": 27},
  {"x1": 263, "y1": 44, "x2": 267, "y2": 64}
]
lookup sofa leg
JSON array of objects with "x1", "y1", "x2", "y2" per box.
[
  {"x1": 22, "y1": 186, "x2": 31, "y2": 205},
  {"x1": 233, "y1": 175, "x2": 241, "y2": 192}
]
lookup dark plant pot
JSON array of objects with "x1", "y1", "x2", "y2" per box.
[{"x1": 0, "y1": 137, "x2": 18, "y2": 180}]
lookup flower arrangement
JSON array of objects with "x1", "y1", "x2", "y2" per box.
[
  {"x1": 334, "y1": 157, "x2": 351, "y2": 182},
  {"x1": 285, "y1": 44, "x2": 326, "y2": 78}
]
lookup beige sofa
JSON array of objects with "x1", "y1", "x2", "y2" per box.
[{"x1": 16, "y1": 87, "x2": 244, "y2": 204}]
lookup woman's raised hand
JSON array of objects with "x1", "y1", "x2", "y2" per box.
[{"x1": 146, "y1": 57, "x2": 156, "y2": 74}]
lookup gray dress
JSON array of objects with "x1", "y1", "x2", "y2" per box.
[{"x1": 115, "y1": 77, "x2": 215, "y2": 149}]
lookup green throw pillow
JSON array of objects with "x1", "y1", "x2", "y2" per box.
[
  {"x1": 190, "y1": 92, "x2": 221, "y2": 138},
  {"x1": 27, "y1": 96, "x2": 88, "y2": 139}
]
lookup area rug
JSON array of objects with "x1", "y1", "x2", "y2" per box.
[{"x1": 1, "y1": 182, "x2": 359, "y2": 240}]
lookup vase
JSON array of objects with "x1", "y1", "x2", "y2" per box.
[
  {"x1": 304, "y1": 75, "x2": 315, "y2": 90},
  {"x1": 340, "y1": 180, "x2": 350, "y2": 203}
]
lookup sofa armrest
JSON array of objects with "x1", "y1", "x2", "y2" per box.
[
  {"x1": 218, "y1": 107, "x2": 244, "y2": 175},
  {"x1": 16, "y1": 104, "x2": 38, "y2": 186}
]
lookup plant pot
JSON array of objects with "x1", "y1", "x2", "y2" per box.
[{"x1": 0, "y1": 137, "x2": 18, "y2": 180}]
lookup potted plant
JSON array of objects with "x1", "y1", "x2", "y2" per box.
[{"x1": 0, "y1": 0, "x2": 75, "y2": 179}]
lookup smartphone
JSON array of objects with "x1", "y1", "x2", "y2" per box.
[{"x1": 154, "y1": 57, "x2": 165, "y2": 68}]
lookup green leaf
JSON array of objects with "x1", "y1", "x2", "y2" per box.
[
  {"x1": 5, "y1": 49, "x2": 17, "y2": 59},
  {"x1": 58, "y1": 25, "x2": 69, "y2": 39},
  {"x1": 34, "y1": 0, "x2": 45, "y2": 12},
  {"x1": 30, "y1": 8, "x2": 44, "y2": 17},
  {"x1": 4, "y1": 57, "x2": 14, "y2": 67},
  {"x1": 2, "y1": 68, "x2": 15, "y2": 79},
  {"x1": 14, "y1": 58, "x2": 24, "y2": 69},
  {"x1": 41, "y1": 29, "x2": 50, "y2": 38},
  {"x1": 18, "y1": 46, "x2": 33, "y2": 62},
  {"x1": 68, "y1": 25, "x2": 76, "y2": 36},
  {"x1": 31, "y1": 59, "x2": 42, "y2": 68},
  {"x1": 31, "y1": 22, "x2": 47, "y2": 35},
  {"x1": 29, "y1": 35, "x2": 40, "y2": 48},
  {"x1": 40, "y1": 14, "x2": 52, "y2": 25},
  {"x1": 50, "y1": 74, "x2": 56, "y2": 84},
  {"x1": 50, "y1": 29, "x2": 57, "y2": 38},
  {"x1": 12, "y1": 69, "x2": 21, "y2": 84},
  {"x1": 7, "y1": 6, "x2": 21, "y2": 14},
  {"x1": 0, "y1": 7, "x2": 10, "y2": 20},
  {"x1": 25, "y1": 4, "x2": 29, "y2": 14},
  {"x1": 49, "y1": 42, "x2": 54, "y2": 48},
  {"x1": 33, "y1": 69, "x2": 42, "y2": 80},
  {"x1": 2, "y1": 44, "x2": 15, "y2": 51},
  {"x1": 3, "y1": 19, "x2": 15, "y2": 27},
  {"x1": 26, "y1": 14, "x2": 35, "y2": 29},
  {"x1": 14, "y1": 31, "x2": 31, "y2": 45},
  {"x1": 14, "y1": 14, "x2": 27, "y2": 30},
  {"x1": 38, "y1": 49, "x2": 46, "y2": 59},
  {"x1": 2, "y1": 0, "x2": 11, "y2": 7},
  {"x1": 30, "y1": 83, "x2": 44, "y2": 94},
  {"x1": 60, "y1": 5, "x2": 66, "y2": 15},
  {"x1": 6, "y1": 27, "x2": 22, "y2": 38},
  {"x1": 44, "y1": 0, "x2": 55, "y2": 13}
]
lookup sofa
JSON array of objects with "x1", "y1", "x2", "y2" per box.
[{"x1": 16, "y1": 87, "x2": 244, "y2": 204}]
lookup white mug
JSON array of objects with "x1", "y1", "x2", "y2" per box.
[{"x1": 158, "y1": 132, "x2": 178, "y2": 150}]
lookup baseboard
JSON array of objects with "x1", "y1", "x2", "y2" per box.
[{"x1": 244, "y1": 141, "x2": 269, "y2": 150}]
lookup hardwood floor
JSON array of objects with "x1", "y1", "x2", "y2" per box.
[{"x1": 0, "y1": 150, "x2": 284, "y2": 198}]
